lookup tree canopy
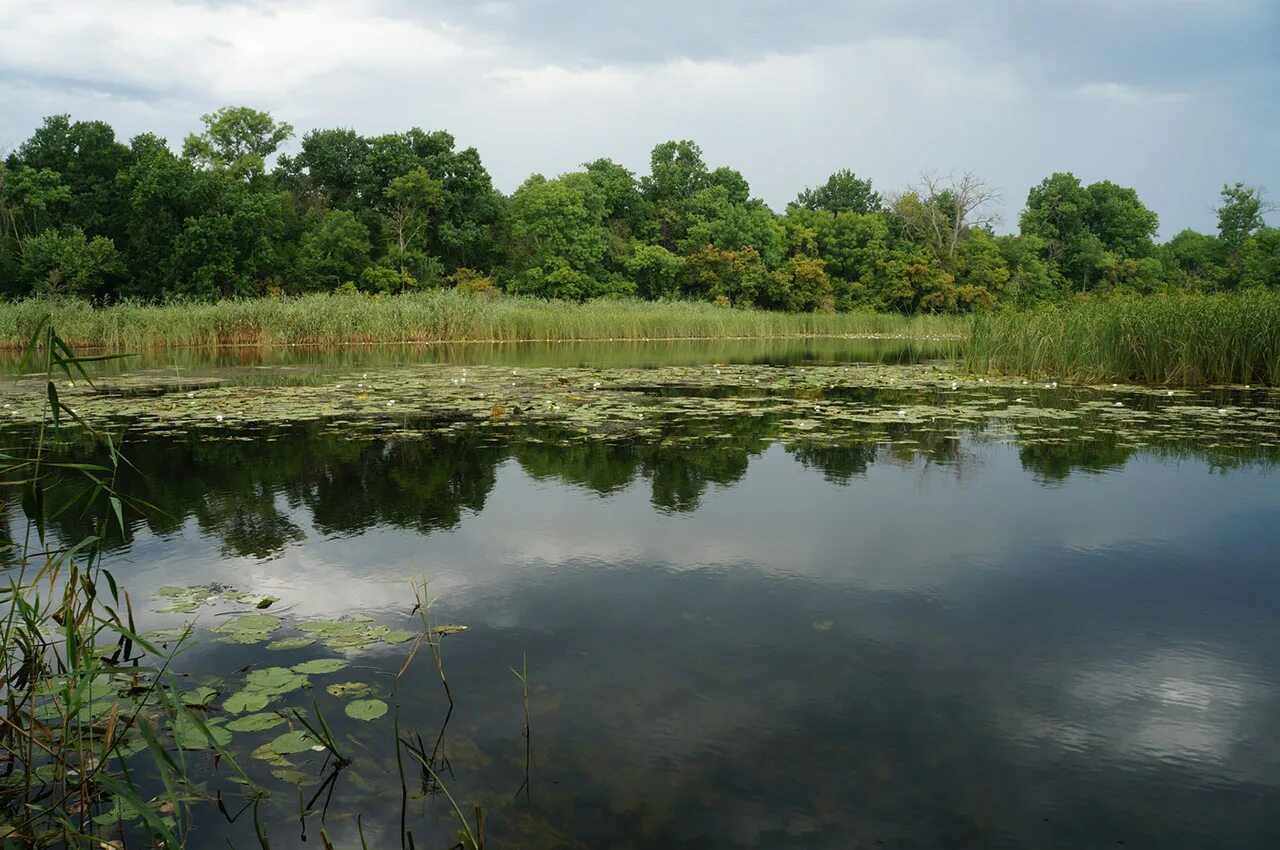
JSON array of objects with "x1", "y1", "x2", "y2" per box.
[{"x1": 1, "y1": 109, "x2": 1275, "y2": 311}]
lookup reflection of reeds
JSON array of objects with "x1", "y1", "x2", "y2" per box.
[
  {"x1": 0, "y1": 291, "x2": 968, "y2": 350},
  {"x1": 968, "y1": 292, "x2": 1280, "y2": 385},
  {"x1": 512, "y1": 654, "x2": 530, "y2": 802}
]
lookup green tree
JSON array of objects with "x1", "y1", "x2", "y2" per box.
[
  {"x1": 624, "y1": 243, "x2": 684, "y2": 299},
  {"x1": 680, "y1": 188, "x2": 785, "y2": 268},
  {"x1": 1020, "y1": 172, "x2": 1156, "y2": 292},
  {"x1": 642, "y1": 140, "x2": 710, "y2": 249},
  {"x1": 794, "y1": 169, "x2": 880, "y2": 214},
  {"x1": 20, "y1": 227, "x2": 123, "y2": 297},
  {"x1": 183, "y1": 106, "x2": 294, "y2": 182},
  {"x1": 278, "y1": 127, "x2": 369, "y2": 208},
  {"x1": 299, "y1": 209, "x2": 372, "y2": 289},
  {"x1": 1084, "y1": 180, "x2": 1159, "y2": 258},
  {"x1": 1239, "y1": 228, "x2": 1280, "y2": 289},
  {"x1": 1216, "y1": 183, "x2": 1268, "y2": 249},
  {"x1": 506, "y1": 172, "x2": 612, "y2": 298},
  {"x1": 12, "y1": 115, "x2": 131, "y2": 235},
  {"x1": 1160, "y1": 229, "x2": 1223, "y2": 290},
  {"x1": 381, "y1": 167, "x2": 444, "y2": 285}
]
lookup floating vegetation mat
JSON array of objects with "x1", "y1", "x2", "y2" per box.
[{"x1": 4, "y1": 363, "x2": 1278, "y2": 467}]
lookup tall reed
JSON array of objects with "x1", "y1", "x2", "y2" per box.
[
  {"x1": 0, "y1": 319, "x2": 260, "y2": 848},
  {"x1": 967, "y1": 292, "x2": 1280, "y2": 385},
  {"x1": 0, "y1": 292, "x2": 967, "y2": 351}
]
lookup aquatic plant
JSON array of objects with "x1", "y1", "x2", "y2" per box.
[
  {"x1": 0, "y1": 291, "x2": 967, "y2": 351},
  {"x1": 967, "y1": 292, "x2": 1280, "y2": 385}
]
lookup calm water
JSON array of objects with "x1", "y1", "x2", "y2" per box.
[{"x1": 8, "y1": 339, "x2": 1280, "y2": 849}]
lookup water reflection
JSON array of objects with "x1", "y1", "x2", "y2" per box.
[{"x1": 4, "y1": 394, "x2": 1280, "y2": 848}]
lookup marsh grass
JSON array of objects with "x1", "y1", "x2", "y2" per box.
[
  {"x1": 967, "y1": 292, "x2": 1280, "y2": 386},
  {"x1": 0, "y1": 292, "x2": 967, "y2": 351},
  {"x1": 0, "y1": 319, "x2": 264, "y2": 848}
]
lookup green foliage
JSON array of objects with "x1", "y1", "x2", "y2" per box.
[
  {"x1": 182, "y1": 106, "x2": 294, "y2": 182},
  {"x1": 968, "y1": 291, "x2": 1280, "y2": 385},
  {"x1": 1216, "y1": 182, "x2": 1267, "y2": 249},
  {"x1": 3, "y1": 109, "x2": 1275, "y2": 314},
  {"x1": 20, "y1": 227, "x2": 123, "y2": 297},
  {"x1": 299, "y1": 209, "x2": 372, "y2": 289},
  {"x1": 794, "y1": 169, "x2": 881, "y2": 214}
]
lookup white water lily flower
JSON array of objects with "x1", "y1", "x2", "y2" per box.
[
  {"x1": 387, "y1": 400, "x2": 395, "y2": 406},
  {"x1": 1114, "y1": 401, "x2": 1123, "y2": 407},
  {"x1": 1218, "y1": 408, "x2": 1227, "y2": 414},
  {"x1": 215, "y1": 414, "x2": 224, "y2": 422},
  {"x1": 1167, "y1": 390, "x2": 1175, "y2": 396},
  {"x1": 1015, "y1": 398, "x2": 1024, "y2": 403}
]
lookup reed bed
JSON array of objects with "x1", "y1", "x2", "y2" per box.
[
  {"x1": 0, "y1": 292, "x2": 968, "y2": 351},
  {"x1": 967, "y1": 292, "x2": 1280, "y2": 385}
]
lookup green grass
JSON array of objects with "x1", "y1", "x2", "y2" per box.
[
  {"x1": 0, "y1": 291, "x2": 967, "y2": 350},
  {"x1": 967, "y1": 292, "x2": 1280, "y2": 385}
]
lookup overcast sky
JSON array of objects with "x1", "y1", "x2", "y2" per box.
[{"x1": 1, "y1": 0, "x2": 1276, "y2": 235}]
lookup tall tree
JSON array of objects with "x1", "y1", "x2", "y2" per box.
[
  {"x1": 1216, "y1": 183, "x2": 1269, "y2": 249},
  {"x1": 892, "y1": 171, "x2": 1000, "y2": 264},
  {"x1": 794, "y1": 169, "x2": 881, "y2": 214},
  {"x1": 183, "y1": 106, "x2": 294, "y2": 182}
]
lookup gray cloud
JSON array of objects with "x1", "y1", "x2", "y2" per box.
[{"x1": 0, "y1": 0, "x2": 1275, "y2": 234}]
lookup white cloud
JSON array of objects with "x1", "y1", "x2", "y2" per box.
[
  {"x1": 1077, "y1": 81, "x2": 1192, "y2": 105},
  {"x1": 0, "y1": 0, "x2": 1273, "y2": 233}
]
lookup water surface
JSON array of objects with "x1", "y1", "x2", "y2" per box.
[{"x1": 6, "y1": 338, "x2": 1280, "y2": 849}]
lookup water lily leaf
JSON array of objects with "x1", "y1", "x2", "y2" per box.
[
  {"x1": 812, "y1": 620, "x2": 834, "y2": 631},
  {"x1": 271, "y1": 768, "x2": 310, "y2": 785},
  {"x1": 226, "y1": 712, "x2": 286, "y2": 733},
  {"x1": 432, "y1": 624, "x2": 469, "y2": 635},
  {"x1": 224, "y1": 689, "x2": 271, "y2": 715},
  {"x1": 270, "y1": 730, "x2": 321, "y2": 755},
  {"x1": 250, "y1": 741, "x2": 293, "y2": 766},
  {"x1": 344, "y1": 699, "x2": 388, "y2": 722},
  {"x1": 173, "y1": 714, "x2": 232, "y2": 750},
  {"x1": 266, "y1": 637, "x2": 315, "y2": 651},
  {"x1": 244, "y1": 667, "x2": 309, "y2": 695},
  {"x1": 182, "y1": 686, "x2": 218, "y2": 706},
  {"x1": 381, "y1": 630, "x2": 418, "y2": 644},
  {"x1": 144, "y1": 628, "x2": 191, "y2": 644},
  {"x1": 216, "y1": 614, "x2": 281, "y2": 634},
  {"x1": 255, "y1": 596, "x2": 279, "y2": 609},
  {"x1": 326, "y1": 682, "x2": 371, "y2": 699},
  {"x1": 291, "y1": 658, "x2": 348, "y2": 675}
]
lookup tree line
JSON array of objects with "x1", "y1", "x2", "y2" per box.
[{"x1": 1, "y1": 107, "x2": 1275, "y2": 312}]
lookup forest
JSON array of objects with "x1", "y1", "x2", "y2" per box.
[{"x1": 1, "y1": 106, "x2": 1276, "y2": 312}]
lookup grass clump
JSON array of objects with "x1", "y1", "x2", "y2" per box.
[
  {"x1": 0, "y1": 291, "x2": 967, "y2": 351},
  {"x1": 967, "y1": 292, "x2": 1280, "y2": 385}
]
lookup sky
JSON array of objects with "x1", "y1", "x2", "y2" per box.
[{"x1": 1, "y1": 0, "x2": 1276, "y2": 236}]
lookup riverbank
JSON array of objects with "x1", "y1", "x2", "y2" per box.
[{"x1": 0, "y1": 292, "x2": 966, "y2": 350}]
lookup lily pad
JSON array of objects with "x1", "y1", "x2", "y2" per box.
[
  {"x1": 244, "y1": 666, "x2": 309, "y2": 696},
  {"x1": 381, "y1": 630, "x2": 418, "y2": 644},
  {"x1": 224, "y1": 689, "x2": 271, "y2": 715},
  {"x1": 344, "y1": 699, "x2": 388, "y2": 722},
  {"x1": 173, "y1": 715, "x2": 232, "y2": 750},
  {"x1": 226, "y1": 712, "x2": 286, "y2": 733},
  {"x1": 291, "y1": 658, "x2": 349, "y2": 675},
  {"x1": 326, "y1": 682, "x2": 372, "y2": 699},
  {"x1": 182, "y1": 686, "x2": 218, "y2": 706},
  {"x1": 270, "y1": 730, "x2": 322, "y2": 755},
  {"x1": 266, "y1": 637, "x2": 315, "y2": 651}
]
